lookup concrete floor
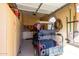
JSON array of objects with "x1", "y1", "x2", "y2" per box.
[
  {"x1": 61, "y1": 44, "x2": 79, "y2": 56},
  {"x1": 18, "y1": 40, "x2": 35, "y2": 56}
]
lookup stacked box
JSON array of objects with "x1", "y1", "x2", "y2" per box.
[{"x1": 35, "y1": 30, "x2": 63, "y2": 56}]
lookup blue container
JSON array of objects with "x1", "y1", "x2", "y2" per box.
[
  {"x1": 39, "y1": 39, "x2": 57, "y2": 49},
  {"x1": 38, "y1": 30, "x2": 55, "y2": 36}
]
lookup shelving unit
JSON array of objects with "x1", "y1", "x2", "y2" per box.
[
  {"x1": 66, "y1": 19, "x2": 79, "y2": 47},
  {"x1": 33, "y1": 21, "x2": 63, "y2": 56}
]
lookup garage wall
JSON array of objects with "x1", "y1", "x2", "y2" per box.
[
  {"x1": 41, "y1": 3, "x2": 76, "y2": 45},
  {"x1": 0, "y1": 4, "x2": 21, "y2": 56},
  {"x1": 21, "y1": 11, "x2": 40, "y2": 25},
  {"x1": 6, "y1": 4, "x2": 21, "y2": 56},
  {"x1": 76, "y1": 4, "x2": 79, "y2": 20}
]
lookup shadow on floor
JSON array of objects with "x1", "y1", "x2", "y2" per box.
[{"x1": 18, "y1": 39, "x2": 35, "y2": 56}]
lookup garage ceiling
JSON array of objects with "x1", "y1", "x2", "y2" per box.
[{"x1": 16, "y1": 3, "x2": 67, "y2": 14}]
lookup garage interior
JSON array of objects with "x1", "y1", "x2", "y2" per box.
[{"x1": 0, "y1": 3, "x2": 79, "y2": 56}]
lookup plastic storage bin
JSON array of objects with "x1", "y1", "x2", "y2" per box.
[{"x1": 34, "y1": 30, "x2": 63, "y2": 56}]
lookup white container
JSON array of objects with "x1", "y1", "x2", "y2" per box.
[{"x1": 23, "y1": 31, "x2": 33, "y2": 39}]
